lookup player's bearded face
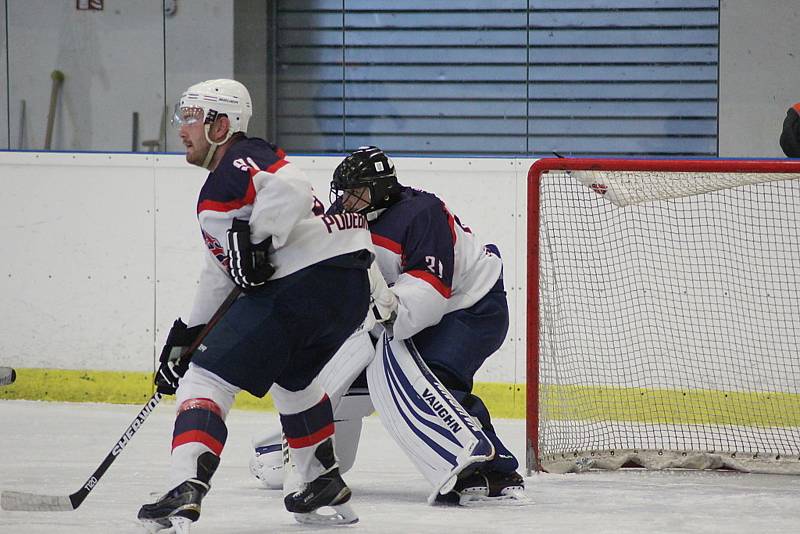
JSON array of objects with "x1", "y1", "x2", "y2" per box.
[
  {"x1": 175, "y1": 106, "x2": 211, "y2": 166},
  {"x1": 342, "y1": 186, "x2": 371, "y2": 213},
  {"x1": 179, "y1": 121, "x2": 210, "y2": 166}
]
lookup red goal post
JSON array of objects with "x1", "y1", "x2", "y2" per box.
[{"x1": 526, "y1": 157, "x2": 800, "y2": 475}]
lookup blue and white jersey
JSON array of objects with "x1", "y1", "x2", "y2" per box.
[
  {"x1": 188, "y1": 137, "x2": 373, "y2": 326},
  {"x1": 345, "y1": 187, "x2": 502, "y2": 340}
]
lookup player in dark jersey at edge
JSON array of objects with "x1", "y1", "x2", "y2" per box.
[
  {"x1": 137, "y1": 79, "x2": 372, "y2": 532},
  {"x1": 328, "y1": 146, "x2": 524, "y2": 503}
]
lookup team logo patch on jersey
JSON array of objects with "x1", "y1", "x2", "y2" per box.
[{"x1": 203, "y1": 229, "x2": 229, "y2": 267}]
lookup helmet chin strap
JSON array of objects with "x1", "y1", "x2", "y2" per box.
[{"x1": 201, "y1": 123, "x2": 234, "y2": 170}]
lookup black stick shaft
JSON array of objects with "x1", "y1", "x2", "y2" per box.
[
  {"x1": 68, "y1": 391, "x2": 163, "y2": 508},
  {"x1": 69, "y1": 286, "x2": 242, "y2": 508}
]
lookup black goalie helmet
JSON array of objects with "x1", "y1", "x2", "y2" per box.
[{"x1": 330, "y1": 146, "x2": 400, "y2": 214}]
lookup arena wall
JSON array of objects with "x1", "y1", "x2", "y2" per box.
[{"x1": 0, "y1": 152, "x2": 532, "y2": 414}]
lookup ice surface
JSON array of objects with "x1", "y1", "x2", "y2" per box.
[{"x1": 1, "y1": 400, "x2": 798, "y2": 533}]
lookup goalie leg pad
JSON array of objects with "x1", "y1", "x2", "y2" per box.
[
  {"x1": 250, "y1": 390, "x2": 372, "y2": 489},
  {"x1": 250, "y1": 324, "x2": 375, "y2": 488},
  {"x1": 250, "y1": 432, "x2": 285, "y2": 489},
  {"x1": 366, "y1": 332, "x2": 495, "y2": 504},
  {"x1": 330, "y1": 416, "x2": 364, "y2": 474},
  {"x1": 315, "y1": 321, "x2": 376, "y2": 406}
]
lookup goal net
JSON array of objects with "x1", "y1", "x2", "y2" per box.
[{"x1": 526, "y1": 158, "x2": 800, "y2": 475}]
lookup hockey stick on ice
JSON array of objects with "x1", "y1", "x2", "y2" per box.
[
  {"x1": 0, "y1": 287, "x2": 242, "y2": 512},
  {"x1": 0, "y1": 366, "x2": 16, "y2": 386}
]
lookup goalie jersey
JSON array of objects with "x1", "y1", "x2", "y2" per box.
[
  {"x1": 343, "y1": 186, "x2": 502, "y2": 340},
  {"x1": 188, "y1": 137, "x2": 373, "y2": 326}
]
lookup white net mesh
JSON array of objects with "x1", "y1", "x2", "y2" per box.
[
  {"x1": 570, "y1": 169, "x2": 800, "y2": 207},
  {"x1": 532, "y1": 163, "x2": 800, "y2": 474}
]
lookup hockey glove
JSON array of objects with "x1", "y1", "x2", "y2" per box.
[
  {"x1": 227, "y1": 218, "x2": 275, "y2": 292},
  {"x1": 155, "y1": 318, "x2": 206, "y2": 395}
]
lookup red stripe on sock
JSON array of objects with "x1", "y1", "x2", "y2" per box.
[
  {"x1": 172, "y1": 430, "x2": 224, "y2": 455},
  {"x1": 285, "y1": 423, "x2": 334, "y2": 449}
]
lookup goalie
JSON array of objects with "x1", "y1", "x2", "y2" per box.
[{"x1": 250, "y1": 146, "x2": 524, "y2": 505}]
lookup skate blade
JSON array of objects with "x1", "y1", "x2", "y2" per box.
[
  {"x1": 170, "y1": 516, "x2": 193, "y2": 534},
  {"x1": 139, "y1": 515, "x2": 192, "y2": 534},
  {"x1": 459, "y1": 489, "x2": 532, "y2": 507},
  {"x1": 139, "y1": 519, "x2": 174, "y2": 534},
  {"x1": 293, "y1": 503, "x2": 359, "y2": 525}
]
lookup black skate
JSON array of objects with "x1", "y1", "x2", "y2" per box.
[
  {"x1": 138, "y1": 478, "x2": 209, "y2": 533},
  {"x1": 284, "y1": 467, "x2": 358, "y2": 525},
  {"x1": 435, "y1": 470, "x2": 527, "y2": 506},
  {"x1": 486, "y1": 470, "x2": 525, "y2": 497},
  {"x1": 283, "y1": 438, "x2": 358, "y2": 525},
  {"x1": 434, "y1": 471, "x2": 486, "y2": 505}
]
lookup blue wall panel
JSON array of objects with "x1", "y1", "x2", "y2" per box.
[{"x1": 275, "y1": 1, "x2": 719, "y2": 156}]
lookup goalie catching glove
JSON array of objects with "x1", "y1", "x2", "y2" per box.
[
  {"x1": 227, "y1": 218, "x2": 275, "y2": 292},
  {"x1": 155, "y1": 319, "x2": 206, "y2": 395}
]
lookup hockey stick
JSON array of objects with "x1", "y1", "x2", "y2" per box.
[
  {"x1": 0, "y1": 366, "x2": 16, "y2": 386},
  {"x1": 0, "y1": 287, "x2": 242, "y2": 512},
  {"x1": 44, "y1": 70, "x2": 64, "y2": 150}
]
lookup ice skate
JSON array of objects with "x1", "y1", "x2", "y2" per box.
[
  {"x1": 433, "y1": 470, "x2": 485, "y2": 505},
  {"x1": 284, "y1": 467, "x2": 358, "y2": 525},
  {"x1": 484, "y1": 470, "x2": 526, "y2": 500},
  {"x1": 435, "y1": 469, "x2": 528, "y2": 506},
  {"x1": 137, "y1": 479, "x2": 209, "y2": 533}
]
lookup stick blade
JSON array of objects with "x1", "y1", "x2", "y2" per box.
[
  {"x1": 0, "y1": 366, "x2": 15, "y2": 386},
  {"x1": 1, "y1": 491, "x2": 74, "y2": 511}
]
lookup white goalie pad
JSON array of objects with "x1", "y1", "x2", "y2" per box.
[
  {"x1": 317, "y1": 319, "x2": 376, "y2": 406},
  {"x1": 250, "y1": 394, "x2": 373, "y2": 489},
  {"x1": 366, "y1": 331, "x2": 495, "y2": 504},
  {"x1": 253, "y1": 319, "x2": 376, "y2": 490}
]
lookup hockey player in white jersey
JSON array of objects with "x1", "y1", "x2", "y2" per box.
[
  {"x1": 137, "y1": 79, "x2": 373, "y2": 532},
  {"x1": 251, "y1": 146, "x2": 524, "y2": 505}
]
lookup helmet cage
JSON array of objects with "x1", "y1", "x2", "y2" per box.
[
  {"x1": 330, "y1": 184, "x2": 372, "y2": 214},
  {"x1": 330, "y1": 146, "x2": 399, "y2": 214}
]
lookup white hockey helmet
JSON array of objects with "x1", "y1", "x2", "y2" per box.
[{"x1": 173, "y1": 78, "x2": 252, "y2": 134}]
